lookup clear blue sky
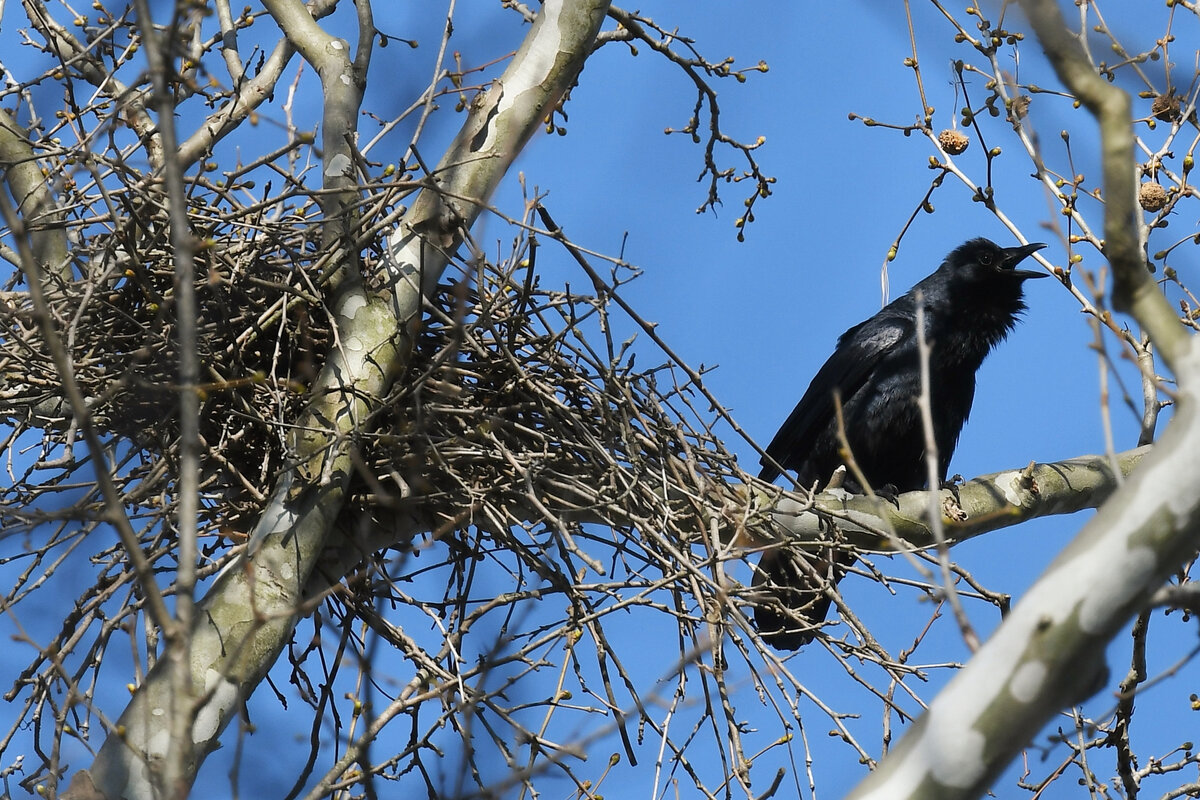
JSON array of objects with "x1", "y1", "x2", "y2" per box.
[{"x1": 1, "y1": 2, "x2": 1194, "y2": 798}]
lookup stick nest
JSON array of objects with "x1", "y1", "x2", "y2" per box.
[{"x1": 1, "y1": 177, "x2": 771, "y2": 584}]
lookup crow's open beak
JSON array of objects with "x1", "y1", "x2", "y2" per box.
[{"x1": 1002, "y1": 242, "x2": 1048, "y2": 279}]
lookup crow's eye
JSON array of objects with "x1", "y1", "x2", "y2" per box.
[{"x1": 978, "y1": 251, "x2": 994, "y2": 266}]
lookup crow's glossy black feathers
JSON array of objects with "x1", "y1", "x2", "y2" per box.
[{"x1": 755, "y1": 238, "x2": 1046, "y2": 649}]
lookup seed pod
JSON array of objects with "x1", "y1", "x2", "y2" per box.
[
  {"x1": 938, "y1": 129, "x2": 969, "y2": 155},
  {"x1": 1139, "y1": 181, "x2": 1169, "y2": 212}
]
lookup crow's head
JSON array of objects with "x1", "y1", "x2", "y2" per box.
[{"x1": 951, "y1": 237, "x2": 1047, "y2": 282}]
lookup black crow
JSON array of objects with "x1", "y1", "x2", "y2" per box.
[{"x1": 755, "y1": 237, "x2": 1046, "y2": 649}]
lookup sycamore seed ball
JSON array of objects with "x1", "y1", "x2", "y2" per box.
[
  {"x1": 1139, "y1": 181, "x2": 1169, "y2": 212},
  {"x1": 938, "y1": 129, "x2": 969, "y2": 155},
  {"x1": 1152, "y1": 93, "x2": 1181, "y2": 122}
]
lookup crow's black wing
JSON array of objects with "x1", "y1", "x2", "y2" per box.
[{"x1": 758, "y1": 308, "x2": 912, "y2": 482}]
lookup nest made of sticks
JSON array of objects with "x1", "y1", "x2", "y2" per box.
[{"x1": 0, "y1": 173, "x2": 764, "y2": 563}]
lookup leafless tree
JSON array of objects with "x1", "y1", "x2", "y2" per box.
[{"x1": 0, "y1": 1, "x2": 1197, "y2": 799}]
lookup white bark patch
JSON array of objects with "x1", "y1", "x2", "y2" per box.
[
  {"x1": 381, "y1": 230, "x2": 424, "y2": 287},
  {"x1": 1163, "y1": 401, "x2": 1200, "y2": 521},
  {"x1": 324, "y1": 153, "x2": 352, "y2": 178},
  {"x1": 1010, "y1": 661, "x2": 1047, "y2": 702},
  {"x1": 478, "y1": 0, "x2": 563, "y2": 152},
  {"x1": 1150, "y1": 434, "x2": 1200, "y2": 524},
  {"x1": 1123, "y1": 336, "x2": 1200, "y2": 526},
  {"x1": 194, "y1": 670, "x2": 240, "y2": 743},
  {"x1": 860, "y1": 714, "x2": 987, "y2": 798},
  {"x1": 342, "y1": 294, "x2": 367, "y2": 318},
  {"x1": 261, "y1": 489, "x2": 298, "y2": 532},
  {"x1": 994, "y1": 471, "x2": 1023, "y2": 505},
  {"x1": 240, "y1": 476, "x2": 300, "y2": 556},
  {"x1": 337, "y1": 335, "x2": 374, "y2": 381},
  {"x1": 1079, "y1": 546, "x2": 1155, "y2": 633},
  {"x1": 1175, "y1": 334, "x2": 1200, "y2": 391},
  {"x1": 927, "y1": 716, "x2": 986, "y2": 787},
  {"x1": 146, "y1": 725, "x2": 169, "y2": 759},
  {"x1": 121, "y1": 761, "x2": 152, "y2": 800}
]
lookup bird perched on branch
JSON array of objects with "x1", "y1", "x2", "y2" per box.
[{"x1": 754, "y1": 237, "x2": 1046, "y2": 650}]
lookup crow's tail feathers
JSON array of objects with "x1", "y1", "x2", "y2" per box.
[
  {"x1": 752, "y1": 546, "x2": 854, "y2": 650},
  {"x1": 757, "y1": 463, "x2": 780, "y2": 483}
]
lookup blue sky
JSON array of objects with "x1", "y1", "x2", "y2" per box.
[{"x1": 2, "y1": 2, "x2": 1195, "y2": 798}]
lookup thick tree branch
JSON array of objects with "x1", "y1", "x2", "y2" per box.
[
  {"x1": 0, "y1": 110, "x2": 69, "y2": 282},
  {"x1": 299, "y1": 449, "x2": 1149, "y2": 611},
  {"x1": 766, "y1": 447, "x2": 1148, "y2": 553},
  {"x1": 176, "y1": 34, "x2": 298, "y2": 168},
  {"x1": 379, "y1": 0, "x2": 611, "y2": 323}
]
